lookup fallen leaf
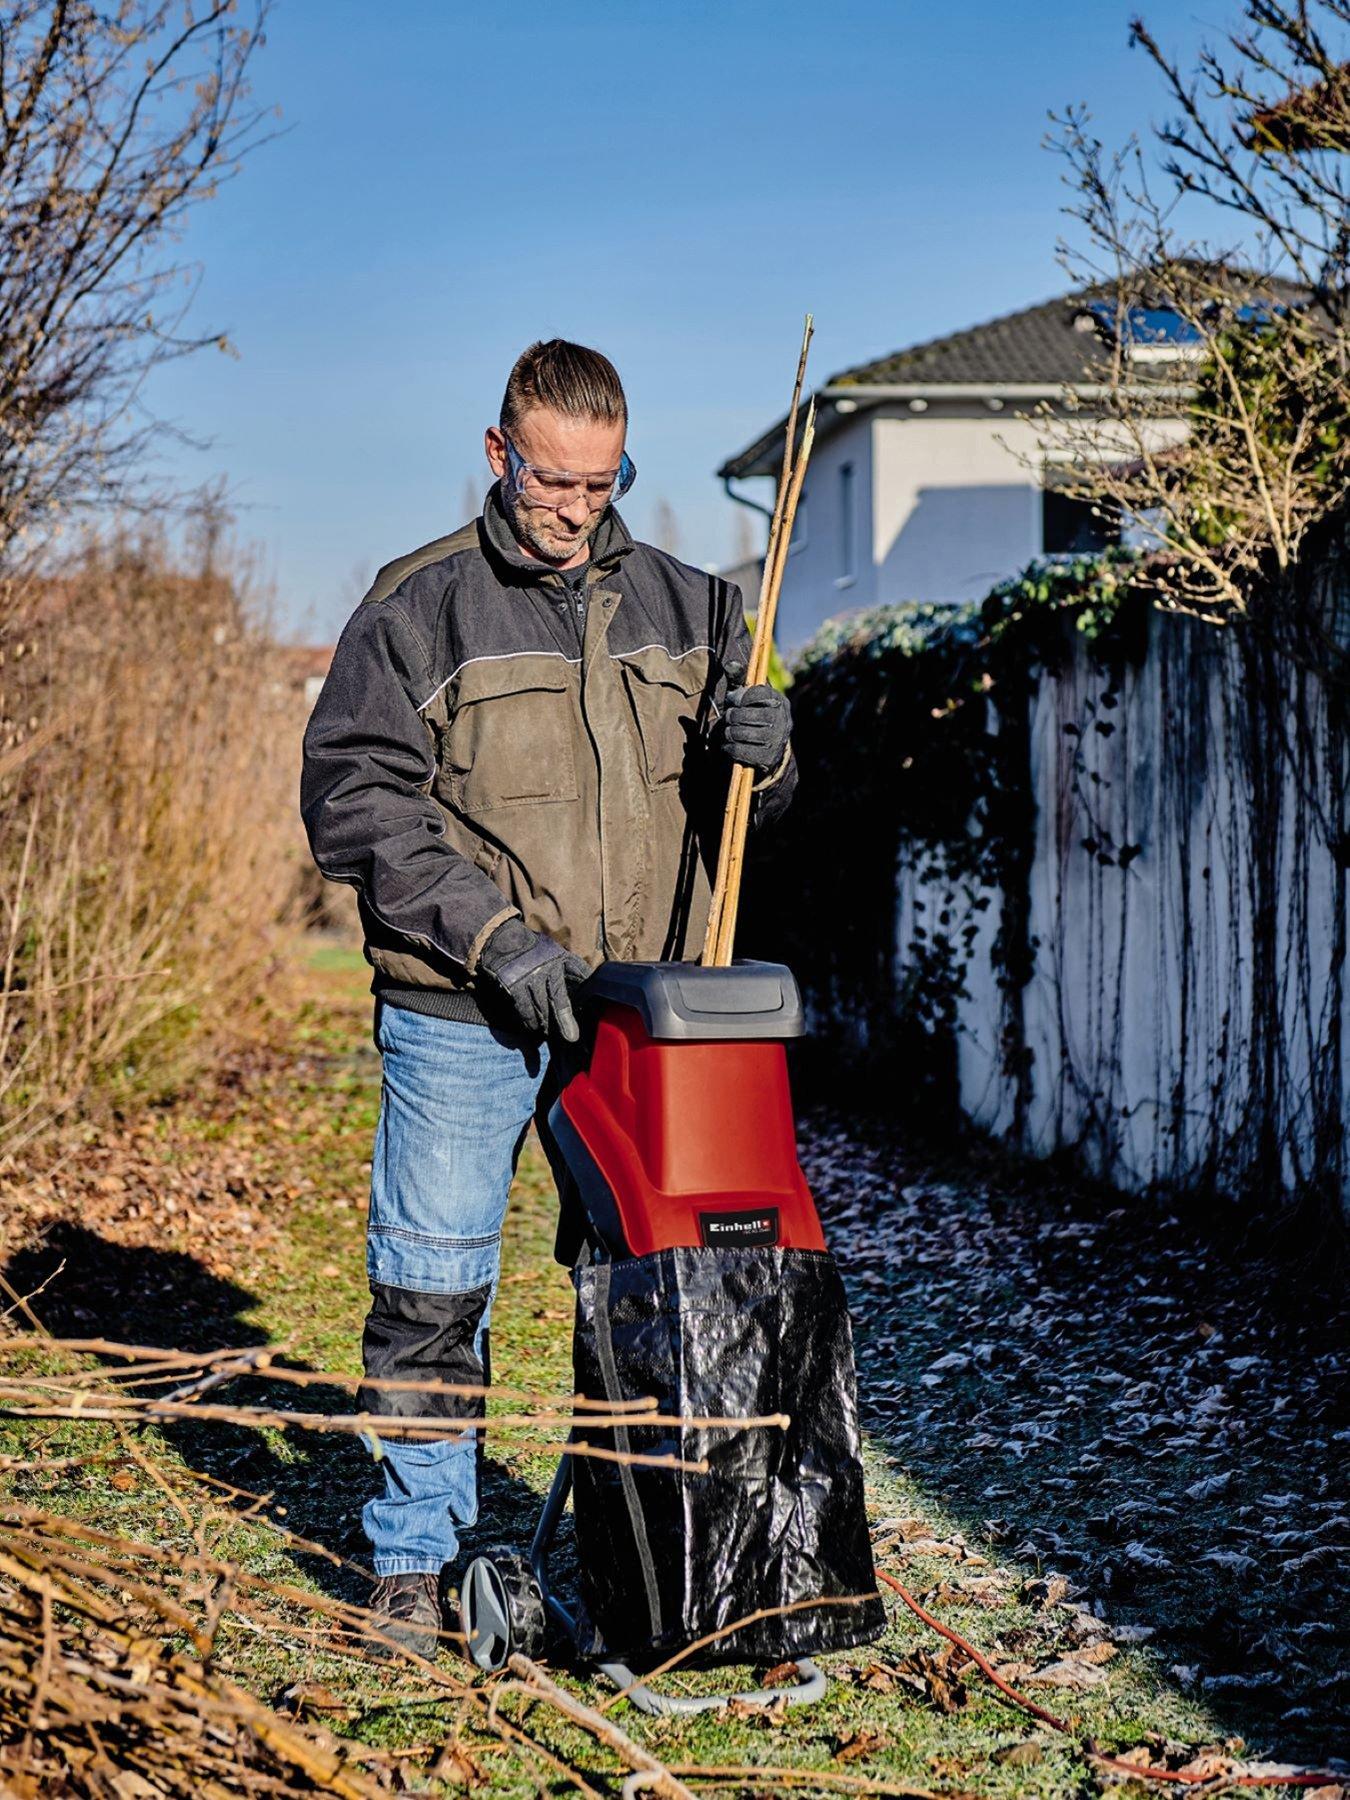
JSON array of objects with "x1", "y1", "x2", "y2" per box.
[
  {"x1": 1065, "y1": 1609, "x2": 1113, "y2": 1646},
  {"x1": 431, "y1": 1742, "x2": 486, "y2": 1788},
  {"x1": 858, "y1": 1660, "x2": 900, "y2": 1693},
  {"x1": 728, "y1": 1694, "x2": 789, "y2": 1726},
  {"x1": 834, "y1": 1727, "x2": 889, "y2": 1763},
  {"x1": 993, "y1": 1659, "x2": 1035, "y2": 1681},
  {"x1": 1173, "y1": 1752, "x2": 1237, "y2": 1779},
  {"x1": 872, "y1": 1517, "x2": 933, "y2": 1542},
  {"x1": 1027, "y1": 1652, "x2": 1110, "y2": 1690},
  {"x1": 928, "y1": 1576, "x2": 1007, "y2": 1609},
  {"x1": 1021, "y1": 1573, "x2": 1070, "y2": 1610},
  {"x1": 1185, "y1": 1470, "x2": 1236, "y2": 1501},
  {"x1": 1074, "y1": 1639, "x2": 1118, "y2": 1666},
  {"x1": 279, "y1": 1681, "x2": 355, "y2": 1720},
  {"x1": 1199, "y1": 1549, "x2": 1256, "y2": 1573},
  {"x1": 1108, "y1": 1745, "x2": 1162, "y2": 1770},
  {"x1": 1282, "y1": 1545, "x2": 1344, "y2": 1573},
  {"x1": 894, "y1": 1643, "x2": 970, "y2": 1713},
  {"x1": 1120, "y1": 1540, "x2": 1172, "y2": 1572}
]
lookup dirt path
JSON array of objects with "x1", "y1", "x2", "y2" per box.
[{"x1": 1, "y1": 942, "x2": 1343, "y2": 1795}]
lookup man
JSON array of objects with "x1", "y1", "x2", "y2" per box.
[{"x1": 301, "y1": 339, "x2": 795, "y2": 1655}]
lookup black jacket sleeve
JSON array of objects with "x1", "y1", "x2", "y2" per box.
[
  {"x1": 717, "y1": 581, "x2": 798, "y2": 830},
  {"x1": 300, "y1": 598, "x2": 518, "y2": 972}
]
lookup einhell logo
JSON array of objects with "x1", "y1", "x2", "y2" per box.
[{"x1": 698, "y1": 1207, "x2": 780, "y2": 1247}]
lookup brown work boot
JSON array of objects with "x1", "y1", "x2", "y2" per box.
[{"x1": 364, "y1": 1571, "x2": 443, "y2": 1661}]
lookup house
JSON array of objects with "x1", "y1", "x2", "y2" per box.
[{"x1": 717, "y1": 288, "x2": 1196, "y2": 654}]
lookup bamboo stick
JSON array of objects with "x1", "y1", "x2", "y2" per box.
[
  {"x1": 702, "y1": 318, "x2": 813, "y2": 965},
  {"x1": 705, "y1": 397, "x2": 816, "y2": 965},
  {"x1": 746, "y1": 396, "x2": 816, "y2": 687}
]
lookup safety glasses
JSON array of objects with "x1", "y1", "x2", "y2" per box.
[{"x1": 503, "y1": 435, "x2": 637, "y2": 513}]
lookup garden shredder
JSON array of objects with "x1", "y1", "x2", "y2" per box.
[{"x1": 457, "y1": 957, "x2": 886, "y2": 1711}]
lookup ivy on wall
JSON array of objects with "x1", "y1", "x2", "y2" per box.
[
  {"x1": 744, "y1": 533, "x2": 1350, "y2": 1244},
  {"x1": 743, "y1": 550, "x2": 1153, "y2": 1120}
]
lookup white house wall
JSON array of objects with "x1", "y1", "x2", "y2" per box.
[
  {"x1": 773, "y1": 418, "x2": 876, "y2": 654},
  {"x1": 871, "y1": 410, "x2": 1048, "y2": 606}
]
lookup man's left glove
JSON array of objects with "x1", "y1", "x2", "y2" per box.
[
  {"x1": 721, "y1": 680, "x2": 792, "y2": 774},
  {"x1": 476, "y1": 917, "x2": 589, "y2": 1041}
]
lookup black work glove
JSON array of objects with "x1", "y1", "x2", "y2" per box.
[
  {"x1": 721, "y1": 677, "x2": 792, "y2": 774},
  {"x1": 476, "y1": 918, "x2": 589, "y2": 1042}
]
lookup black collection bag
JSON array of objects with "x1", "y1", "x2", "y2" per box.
[{"x1": 569, "y1": 1244, "x2": 887, "y2": 1666}]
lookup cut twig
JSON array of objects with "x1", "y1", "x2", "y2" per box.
[
  {"x1": 0, "y1": 1382, "x2": 787, "y2": 1448},
  {"x1": 668, "y1": 1766, "x2": 934, "y2": 1797}
]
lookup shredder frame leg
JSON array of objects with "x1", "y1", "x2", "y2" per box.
[{"x1": 526, "y1": 1441, "x2": 827, "y2": 1715}]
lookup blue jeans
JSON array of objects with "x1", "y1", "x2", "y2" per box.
[{"x1": 360, "y1": 1001, "x2": 554, "y2": 1576}]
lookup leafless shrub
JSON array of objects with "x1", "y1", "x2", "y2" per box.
[
  {"x1": 1044, "y1": 1, "x2": 1350, "y2": 620},
  {"x1": 0, "y1": 1, "x2": 272, "y2": 576},
  {"x1": 0, "y1": 525, "x2": 301, "y2": 1158}
]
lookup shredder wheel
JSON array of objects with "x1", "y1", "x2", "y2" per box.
[{"x1": 459, "y1": 1550, "x2": 545, "y2": 1672}]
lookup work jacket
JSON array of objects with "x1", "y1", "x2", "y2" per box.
[{"x1": 300, "y1": 486, "x2": 796, "y2": 1021}]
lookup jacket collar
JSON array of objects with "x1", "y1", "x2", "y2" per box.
[{"x1": 480, "y1": 481, "x2": 634, "y2": 587}]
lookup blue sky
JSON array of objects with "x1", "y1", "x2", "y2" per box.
[{"x1": 147, "y1": 0, "x2": 1220, "y2": 639}]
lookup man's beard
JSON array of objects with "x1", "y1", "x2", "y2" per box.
[{"x1": 502, "y1": 488, "x2": 600, "y2": 565}]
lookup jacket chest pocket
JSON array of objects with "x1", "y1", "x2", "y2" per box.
[
  {"x1": 618, "y1": 646, "x2": 711, "y2": 789},
  {"x1": 440, "y1": 658, "x2": 581, "y2": 815}
]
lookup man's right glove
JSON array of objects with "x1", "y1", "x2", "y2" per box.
[{"x1": 476, "y1": 917, "x2": 589, "y2": 1041}]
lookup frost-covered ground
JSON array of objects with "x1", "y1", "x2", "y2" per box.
[{"x1": 803, "y1": 1113, "x2": 1350, "y2": 1762}]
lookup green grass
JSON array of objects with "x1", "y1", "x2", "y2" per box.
[{"x1": 0, "y1": 939, "x2": 1262, "y2": 1796}]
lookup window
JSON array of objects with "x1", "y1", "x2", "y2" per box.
[
  {"x1": 1041, "y1": 474, "x2": 1120, "y2": 556},
  {"x1": 838, "y1": 461, "x2": 856, "y2": 584},
  {"x1": 1078, "y1": 301, "x2": 1204, "y2": 365}
]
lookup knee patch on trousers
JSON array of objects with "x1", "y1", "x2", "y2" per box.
[{"x1": 357, "y1": 1281, "x2": 491, "y2": 1430}]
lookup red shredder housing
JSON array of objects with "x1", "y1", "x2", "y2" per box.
[{"x1": 549, "y1": 960, "x2": 825, "y2": 1258}]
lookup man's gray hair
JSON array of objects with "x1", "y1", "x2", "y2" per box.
[{"x1": 501, "y1": 339, "x2": 627, "y2": 436}]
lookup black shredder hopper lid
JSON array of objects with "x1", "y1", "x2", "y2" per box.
[{"x1": 579, "y1": 959, "x2": 806, "y2": 1042}]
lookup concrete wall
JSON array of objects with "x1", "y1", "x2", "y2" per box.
[{"x1": 894, "y1": 604, "x2": 1350, "y2": 1210}]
